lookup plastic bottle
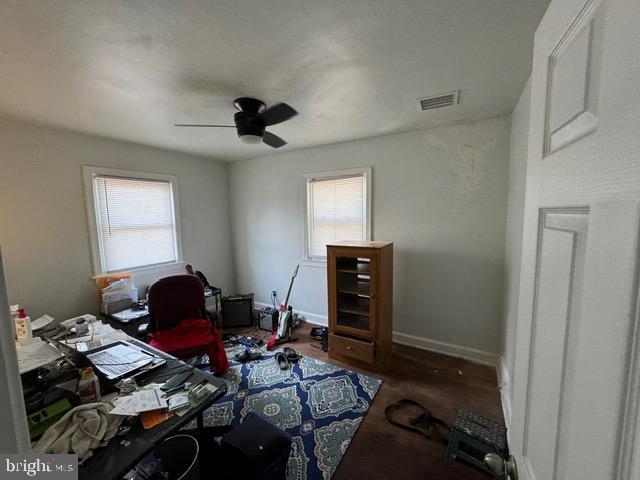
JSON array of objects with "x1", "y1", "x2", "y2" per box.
[
  {"x1": 75, "y1": 318, "x2": 88, "y2": 335},
  {"x1": 78, "y1": 367, "x2": 101, "y2": 403},
  {"x1": 15, "y1": 309, "x2": 32, "y2": 345}
]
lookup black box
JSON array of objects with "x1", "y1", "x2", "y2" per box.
[
  {"x1": 221, "y1": 293, "x2": 254, "y2": 328},
  {"x1": 222, "y1": 412, "x2": 291, "y2": 480},
  {"x1": 257, "y1": 307, "x2": 278, "y2": 332}
]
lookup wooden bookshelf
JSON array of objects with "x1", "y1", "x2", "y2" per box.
[{"x1": 327, "y1": 241, "x2": 393, "y2": 368}]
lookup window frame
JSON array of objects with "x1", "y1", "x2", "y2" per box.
[
  {"x1": 82, "y1": 166, "x2": 184, "y2": 277},
  {"x1": 302, "y1": 166, "x2": 372, "y2": 265}
]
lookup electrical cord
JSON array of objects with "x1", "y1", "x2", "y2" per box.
[{"x1": 271, "y1": 291, "x2": 280, "y2": 308}]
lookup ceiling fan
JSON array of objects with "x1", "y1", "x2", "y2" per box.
[{"x1": 175, "y1": 97, "x2": 297, "y2": 148}]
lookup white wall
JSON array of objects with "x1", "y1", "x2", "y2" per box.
[
  {"x1": 229, "y1": 115, "x2": 510, "y2": 357},
  {"x1": 500, "y1": 78, "x2": 532, "y2": 421},
  {"x1": 0, "y1": 116, "x2": 234, "y2": 320}
]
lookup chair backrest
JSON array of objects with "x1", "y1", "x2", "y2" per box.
[{"x1": 148, "y1": 274, "x2": 206, "y2": 332}]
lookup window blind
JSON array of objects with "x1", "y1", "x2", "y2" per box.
[
  {"x1": 94, "y1": 175, "x2": 178, "y2": 272},
  {"x1": 307, "y1": 174, "x2": 367, "y2": 258}
]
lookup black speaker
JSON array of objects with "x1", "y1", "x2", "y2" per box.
[{"x1": 221, "y1": 293, "x2": 254, "y2": 328}]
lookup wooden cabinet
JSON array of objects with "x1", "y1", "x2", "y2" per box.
[{"x1": 327, "y1": 241, "x2": 393, "y2": 368}]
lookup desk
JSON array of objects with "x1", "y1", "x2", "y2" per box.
[
  {"x1": 78, "y1": 338, "x2": 226, "y2": 479},
  {"x1": 105, "y1": 288, "x2": 222, "y2": 338},
  {"x1": 205, "y1": 287, "x2": 222, "y2": 314},
  {"x1": 26, "y1": 329, "x2": 226, "y2": 480},
  {"x1": 104, "y1": 310, "x2": 149, "y2": 338}
]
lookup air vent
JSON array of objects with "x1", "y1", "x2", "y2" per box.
[{"x1": 417, "y1": 90, "x2": 460, "y2": 111}]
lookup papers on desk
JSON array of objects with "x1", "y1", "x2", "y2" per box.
[
  {"x1": 133, "y1": 388, "x2": 168, "y2": 412},
  {"x1": 63, "y1": 321, "x2": 128, "y2": 346},
  {"x1": 101, "y1": 278, "x2": 138, "y2": 314},
  {"x1": 16, "y1": 337, "x2": 64, "y2": 374},
  {"x1": 31, "y1": 314, "x2": 55, "y2": 331},
  {"x1": 109, "y1": 388, "x2": 168, "y2": 416},
  {"x1": 109, "y1": 395, "x2": 136, "y2": 416},
  {"x1": 102, "y1": 278, "x2": 133, "y2": 293},
  {"x1": 140, "y1": 410, "x2": 171, "y2": 430},
  {"x1": 167, "y1": 393, "x2": 190, "y2": 412},
  {"x1": 110, "y1": 307, "x2": 148, "y2": 322}
]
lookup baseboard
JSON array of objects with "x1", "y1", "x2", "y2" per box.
[
  {"x1": 256, "y1": 301, "x2": 498, "y2": 367},
  {"x1": 392, "y1": 331, "x2": 499, "y2": 366},
  {"x1": 497, "y1": 356, "x2": 513, "y2": 431},
  {"x1": 255, "y1": 301, "x2": 328, "y2": 327}
]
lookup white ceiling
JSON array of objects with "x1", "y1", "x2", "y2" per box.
[{"x1": 0, "y1": 0, "x2": 549, "y2": 161}]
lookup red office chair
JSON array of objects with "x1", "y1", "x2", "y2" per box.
[{"x1": 146, "y1": 275, "x2": 229, "y2": 374}]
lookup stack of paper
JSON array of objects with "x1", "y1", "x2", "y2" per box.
[{"x1": 101, "y1": 278, "x2": 138, "y2": 314}]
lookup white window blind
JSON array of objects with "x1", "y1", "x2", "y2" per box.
[
  {"x1": 93, "y1": 175, "x2": 178, "y2": 272},
  {"x1": 306, "y1": 173, "x2": 369, "y2": 259}
]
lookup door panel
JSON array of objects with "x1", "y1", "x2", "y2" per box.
[{"x1": 524, "y1": 211, "x2": 588, "y2": 480}]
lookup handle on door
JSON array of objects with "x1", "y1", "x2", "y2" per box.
[
  {"x1": 484, "y1": 453, "x2": 518, "y2": 480},
  {"x1": 345, "y1": 346, "x2": 353, "y2": 350}
]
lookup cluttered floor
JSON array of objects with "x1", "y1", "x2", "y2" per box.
[{"x1": 221, "y1": 322, "x2": 504, "y2": 480}]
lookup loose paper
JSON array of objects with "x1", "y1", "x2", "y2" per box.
[
  {"x1": 133, "y1": 389, "x2": 167, "y2": 413},
  {"x1": 16, "y1": 337, "x2": 63, "y2": 374},
  {"x1": 167, "y1": 393, "x2": 190, "y2": 412},
  {"x1": 31, "y1": 314, "x2": 55, "y2": 330},
  {"x1": 109, "y1": 395, "x2": 136, "y2": 416}
]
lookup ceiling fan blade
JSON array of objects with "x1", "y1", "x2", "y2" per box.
[
  {"x1": 259, "y1": 103, "x2": 298, "y2": 126},
  {"x1": 263, "y1": 131, "x2": 287, "y2": 148},
  {"x1": 174, "y1": 124, "x2": 235, "y2": 127}
]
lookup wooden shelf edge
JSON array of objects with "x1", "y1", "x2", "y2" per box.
[
  {"x1": 337, "y1": 307, "x2": 370, "y2": 317},
  {"x1": 338, "y1": 289, "x2": 370, "y2": 297},
  {"x1": 337, "y1": 269, "x2": 371, "y2": 275}
]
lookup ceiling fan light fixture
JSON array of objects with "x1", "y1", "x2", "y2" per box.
[
  {"x1": 174, "y1": 97, "x2": 297, "y2": 149},
  {"x1": 240, "y1": 134, "x2": 263, "y2": 144}
]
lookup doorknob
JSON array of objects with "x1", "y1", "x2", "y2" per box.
[{"x1": 484, "y1": 453, "x2": 518, "y2": 480}]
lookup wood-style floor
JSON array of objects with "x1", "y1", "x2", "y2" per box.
[{"x1": 229, "y1": 322, "x2": 504, "y2": 480}]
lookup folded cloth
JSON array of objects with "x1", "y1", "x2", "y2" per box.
[
  {"x1": 149, "y1": 319, "x2": 230, "y2": 374},
  {"x1": 33, "y1": 402, "x2": 123, "y2": 460}
]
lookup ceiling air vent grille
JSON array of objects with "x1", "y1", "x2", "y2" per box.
[{"x1": 417, "y1": 90, "x2": 460, "y2": 111}]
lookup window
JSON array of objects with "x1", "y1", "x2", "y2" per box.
[
  {"x1": 83, "y1": 167, "x2": 182, "y2": 275},
  {"x1": 304, "y1": 167, "x2": 372, "y2": 261}
]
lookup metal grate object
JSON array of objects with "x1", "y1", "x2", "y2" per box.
[
  {"x1": 447, "y1": 409, "x2": 507, "y2": 475},
  {"x1": 417, "y1": 90, "x2": 460, "y2": 111}
]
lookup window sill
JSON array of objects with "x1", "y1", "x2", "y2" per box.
[{"x1": 93, "y1": 261, "x2": 186, "y2": 280}]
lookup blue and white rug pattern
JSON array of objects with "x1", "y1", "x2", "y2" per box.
[{"x1": 188, "y1": 345, "x2": 381, "y2": 480}]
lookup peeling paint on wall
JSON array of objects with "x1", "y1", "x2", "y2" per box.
[{"x1": 424, "y1": 116, "x2": 508, "y2": 198}]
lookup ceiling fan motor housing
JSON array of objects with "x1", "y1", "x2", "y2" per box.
[
  {"x1": 233, "y1": 98, "x2": 267, "y2": 139},
  {"x1": 234, "y1": 111, "x2": 265, "y2": 138},
  {"x1": 233, "y1": 97, "x2": 266, "y2": 114}
]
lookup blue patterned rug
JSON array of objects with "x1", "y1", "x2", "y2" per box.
[{"x1": 186, "y1": 344, "x2": 381, "y2": 480}]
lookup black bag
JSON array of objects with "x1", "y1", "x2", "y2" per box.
[{"x1": 385, "y1": 399, "x2": 450, "y2": 446}]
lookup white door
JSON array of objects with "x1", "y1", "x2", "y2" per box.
[{"x1": 509, "y1": 0, "x2": 640, "y2": 479}]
